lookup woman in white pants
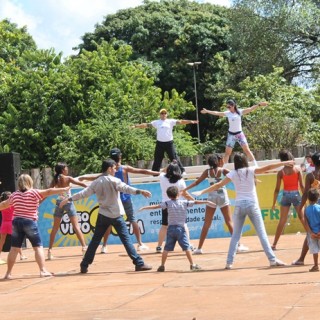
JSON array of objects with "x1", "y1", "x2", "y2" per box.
[{"x1": 193, "y1": 153, "x2": 294, "y2": 269}]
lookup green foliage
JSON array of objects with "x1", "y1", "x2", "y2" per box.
[
  {"x1": 79, "y1": 0, "x2": 232, "y2": 137},
  {"x1": 229, "y1": 0, "x2": 320, "y2": 85},
  {"x1": 51, "y1": 42, "x2": 196, "y2": 174},
  {"x1": 0, "y1": 19, "x2": 36, "y2": 63}
]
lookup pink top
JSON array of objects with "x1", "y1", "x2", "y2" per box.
[
  {"x1": 1, "y1": 206, "x2": 14, "y2": 222},
  {"x1": 9, "y1": 189, "x2": 43, "y2": 221}
]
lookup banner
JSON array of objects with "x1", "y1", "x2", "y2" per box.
[{"x1": 38, "y1": 174, "x2": 304, "y2": 247}]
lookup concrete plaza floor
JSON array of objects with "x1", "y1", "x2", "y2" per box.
[{"x1": 0, "y1": 233, "x2": 319, "y2": 320}]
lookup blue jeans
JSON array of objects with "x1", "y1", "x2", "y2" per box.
[
  {"x1": 12, "y1": 217, "x2": 42, "y2": 247},
  {"x1": 164, "y1": 225, "x2": 190, "y2": 251},
  {"x1": 227, "y1": 200, "x2": 276, "y2": 265},
  {"x1": 81, "y1": 214, "x2": 144, "y2": 269}
]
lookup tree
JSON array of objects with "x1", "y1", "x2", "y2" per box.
[
  {"x1": 51, "y1": 42, "x2": 197, "y2": 174},
  {"x1": 79, "y1": 0, "x2": 232, "y2": 141},
  {"x1": 228, "y1": 0, "x2": 320, "y2": 86},
  {"x1": 0, "y1": 19, "x2": 36, "y2": 63}
]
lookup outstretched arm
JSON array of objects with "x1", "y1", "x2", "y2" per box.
[
  {"x1": 192, "y1": 177, "x2": 231, "y2": 197},
  {"x1": 184, "y1": 170, "x2": 207, "y2": 192},
  {"x1": 125, "y1": 166, "x2": 160, "y2": 176},
  {"x1": 242, "y1": 101, "x2": 268, "y2": 115},
  {"x1": 78, "y1": 174, "x2": 101, "y2": 181},
  {"x1": 131, "y1": 123, "x2": 152, "y2": 129},
  {"x1": 200, "y1": 108, "x2": 225, "y2": 117},
  {"x1": 69, "y1": 176, "x2": 88, "y2": 188},
  {"x1": 255, "y1": 160, "x2": 294, "y2": 175},
  {"x1": 39, "y1": 186, "x2": 71, "y2": 198},
  {"x1": 176, "y1": 120, "x2": 198, "y2": 125},
  {"x1": 195, "y1": 200, "x2": 216, "y2": 207},
  {"x1": 139, "y1": 204, "x2": 161, "y2": 211}
]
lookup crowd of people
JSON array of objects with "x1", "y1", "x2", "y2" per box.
[{"x1": 0, "y1": 102, "x2": 319, "y2": 278}]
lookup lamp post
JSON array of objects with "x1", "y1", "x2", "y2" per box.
[{"x1": 187, "y1": 61, "x2": 201, "y2": 144}]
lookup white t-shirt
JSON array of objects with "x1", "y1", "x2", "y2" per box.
[
  {"x1": 151, "y1": 119, "x2": 177, "y2": 142},
  {"x1": 159, "y1": 172, "x2": 187, "y2": 201},
  {"x1": 224, "y1": 109, "x2": 243, "y2": 133},
  {"x1": 226, "y1": 166, "x2": 258, "y2": 203}
]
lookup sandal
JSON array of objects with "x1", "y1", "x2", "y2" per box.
[
  {"x1": 291, "y1": 260, "x2": 304, "y2": 266},
  {"x1": 309, "y1": 265, "x2": 319, "y2": 272}
]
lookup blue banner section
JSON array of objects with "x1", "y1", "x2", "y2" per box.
[{"x1": 38, "y1": 179, "x2": 234, "y2": 247}]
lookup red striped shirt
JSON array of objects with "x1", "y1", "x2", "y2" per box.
[{"x1": 9, "y1": 189, "x2": 43, "y2": 221}]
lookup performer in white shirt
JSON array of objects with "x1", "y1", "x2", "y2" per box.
[
  {"x1": 201, "y1": 99, "x2": 268, "y2": 165},
  {"x1": 132, "y1": 108, "x2": 198, "y2": 173}
]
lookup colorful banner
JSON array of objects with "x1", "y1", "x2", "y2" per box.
[{"x1": 38, "y1": 174, "x2": 304, "y2": 247}]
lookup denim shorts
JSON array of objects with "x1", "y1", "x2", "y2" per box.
[
  {"x1": 12, "y1": 217, "x2": 42, "y2": 247},
  {"x1": 54, "y1": 199, "x2": 78, "y2": 218},
  {"x1": 123, "y1": 199, "x2": 136, "y2": 223},
  {"x1": 164, "y1": 225, "x2": 190, "y2": 251},
  {"x1": 226, "y1": 132, "x2": 248, "y2": 148},
  {"x1": 208, "y1": 188, "x2": 229, "y2": 208},
  {"x1": 280, "y1": 191, "x2": 301, "y2": 207},
  {"x1": 307, "y1": 233, "x2": 320, "y2": 254}
]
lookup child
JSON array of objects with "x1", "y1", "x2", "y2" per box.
[
  {"x1": 0, "y1": 191, "x2": 27, "y2": 264},
  {"x1": 304, "y1": 188, "x2": 320, "y2": 272},
  {"x1": 139, "y1": 186, "x2": 215, "y2": 272}
]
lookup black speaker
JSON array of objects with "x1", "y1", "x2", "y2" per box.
[{"x1": 0, "y1": 152, "x2": 21, "y2": 193}]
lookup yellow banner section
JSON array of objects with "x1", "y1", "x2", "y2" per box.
[{"x1": 239, "y1": 173, "x2": 304, "y2": 236}]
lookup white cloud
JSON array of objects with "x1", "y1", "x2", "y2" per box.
[{"x1": 0, "y1": 0, "x2": 230, "y2": 58}]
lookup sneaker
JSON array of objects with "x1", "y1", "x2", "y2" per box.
[
  {"x1": 156, "y1": 246, "x2": 162, "y2": 253},
  {"x1": 190, "y1": 264, "x2": 201, "y2": 271},
  {"x1": 193, "y1": 248, "x2": 203, "y2": 255},
  {"x1": 135, "y1": 264, "x2": 152, "y2": 271},
  {"x1": 47, "y1": 250, "x2": 54, "y2": 260},
  {"x1": 20, "y1": 255, "x2": 28, "y2": 261},
  {"x1": 225, "y1": 264, "x2": 233, "y2": 270},
  {"x1": 80, "y1": 263, "x2": 88, "y2": 274},
  {"x1": 157, "y1": 265, "x2": 165, "y2": 272},
  {"x1": 0, "y1": 259, "x2": 6, "y2": 265},
  {"x1": 270, "y1": 259, "x2": 286, "y2": 267},
  {"x1": 237, "y1": 244, "x2": 249, "y2": 252},
  {"x1": 137, "y1": 244, "x2": 149, "y2": 251},
  {"x1": 189, "y1": 244, "x2": 195, "y2": 251},
  {"x1": 101, "y1": 246, "x2": 107, "y2": 254}
]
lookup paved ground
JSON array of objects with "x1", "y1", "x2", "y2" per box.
[{"x1": 0, "y1": 233, "x2": 319, "y2": 320}]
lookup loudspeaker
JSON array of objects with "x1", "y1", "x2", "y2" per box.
[{"x1": 0, "y1": 152, "x2": 21, "y2": 193}]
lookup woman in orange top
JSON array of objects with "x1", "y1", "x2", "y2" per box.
[{"x1": 271, "y1": 150, "x2": 304, "y2": 250}]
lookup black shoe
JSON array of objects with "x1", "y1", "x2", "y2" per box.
[
  {"x1": 135, "y1": 264, "x2": 152, "y2": 271},
  {"x1": 80, "y1": 263, "x2": 88, "y2": 274},
  {"x1": 157, "y1": 265, "x2": 165, "y2": 272}
]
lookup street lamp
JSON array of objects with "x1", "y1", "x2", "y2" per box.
[{"x1": 187, "y1": 61, "x2": 201, "y2": 144}]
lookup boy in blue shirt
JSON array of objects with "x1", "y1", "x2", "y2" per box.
[{"x1": 304, "y1": 188, "x2": 320, "y2": 272}]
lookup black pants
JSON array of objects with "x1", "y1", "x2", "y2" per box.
[{"x1": 152, "y1": 140, "x2": 184, "y2": 173}]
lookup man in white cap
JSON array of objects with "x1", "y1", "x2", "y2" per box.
[{"x1": 132, "y1": 108, "x2": 198, "y2": 173}]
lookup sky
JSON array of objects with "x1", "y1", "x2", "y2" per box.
[{"x1": 0, "y1": 0, "x2": 231, "y2": 58}]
